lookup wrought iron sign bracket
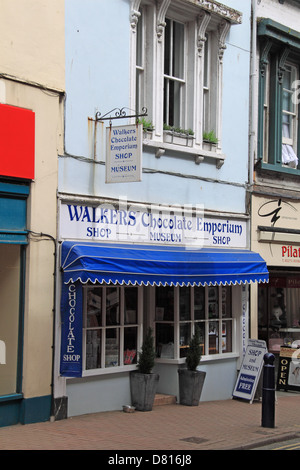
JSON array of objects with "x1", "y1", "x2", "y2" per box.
[{"x1": 95, "y1": 107, "x2": 147, "y2": 125}]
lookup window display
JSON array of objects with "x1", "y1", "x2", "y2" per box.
[
  {"x1": 258, "y1": 274, "x2": 300, "y2": 354},
  {"x1": 84, "y1": 286, "x2": 140, "y2": 371},
  {"x1": 155, "y1": 285, "x2": 233, "y2": 360}
]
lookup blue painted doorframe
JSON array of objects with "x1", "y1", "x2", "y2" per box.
[
  {"x1": 0, "y1": 181, "x2": 29, "y2": 244},
  {"x1": 0, "y1": 180, "x2": 28, "y2": 426}
]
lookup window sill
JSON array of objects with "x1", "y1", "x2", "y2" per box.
[
  {"x1": 79, "y1": 364, "x2": 138, "y2": 378},
  {"x1": 143, "y1": 137, "x2": 225, "y2": 169},
  {"x1": 259, "y1": 161, "x2": 300, "y2": 176},
  {"x1": 155, "y1": 352, "x2": 239, "y2": 365},
  {"x1": 0, "y1": 393, "x2": 23, "y2": 403},
  {"x1": 75, "y1": 353, "x2": 239, "y2": 378}
]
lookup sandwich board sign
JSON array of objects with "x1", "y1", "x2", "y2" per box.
[
  {"x1": 233, "y1": 339, "x2": 267, "y2": 403},
  {"x1": 277, "y1": 347, "x2": 300, "y2": 393}
]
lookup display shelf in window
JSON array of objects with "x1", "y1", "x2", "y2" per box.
[
  {"x1": 86, "y1": 330, "x2": 101, "y2": 370},
  {"x1": 208, "y1": 286, "x2": 218, "y2": 319},
  {"x1": 179, "y1": 322, "x2": 192, "y2": 358},
  {"x1": 155, "y1": 323, "x2": 174, "y2": 358},
  {"x1": 209, "y1": 321, "x2": 219, "y2": 354},
  {"x1": 105, "y1": 332, "x2": 119, "y2": 367}
]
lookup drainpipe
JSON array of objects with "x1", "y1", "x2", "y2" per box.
[
  {"x1": 27, "y1": 231, "x2": 57, "y2": 420},
  {"x1": 249, "y1": 0, "x2": 258, "y2": 341},
  {"x1": 249, "y1": 0, "x2": 257, "y2": 189}
]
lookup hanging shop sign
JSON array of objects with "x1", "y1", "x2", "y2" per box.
[
  {"x1": 277, "y1": 347, "x2": 300, "y2": 392},
  {"x1": 60, "y1": 282, "x2": 83, "y2": 377},
  {"x1": 233, "y1": 339, "x2": 267, "y2": 402},
  {"x1": 106, "y1": 124, "x2": 143, "y2": 183},
  {"x1": 59, "y1": 201, "x2": 247, "y2": 248}
]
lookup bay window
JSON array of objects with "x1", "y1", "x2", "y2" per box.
[
  {"x1": 155, "y1": 285, "x2": 234, "y2": 360},
  {"x1": 258, "y1": 19, "x2": 300, "y2": 172}
]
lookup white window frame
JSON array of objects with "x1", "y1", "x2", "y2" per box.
[
  {"x1": 282, "y1": 62, "x2": 298, "y2": 148},
  {"x1": 163, "y1": 17, "x2": 186, "y2": 129},
  {"x1": 82, "y1": 285, "x2": 143, "y2": 376},
  {"x1": 135, "y1": 7, "x2": 145, "y2": 114},
  {"x1": 153, "y1": 285, "x2": 237, "y2": 364},
  {"x1": 129, "y1": 0, "x2": 236, "y2": 165},
  {"x1": 202, "y1": 33, "x2": 210, "y2": 135}
]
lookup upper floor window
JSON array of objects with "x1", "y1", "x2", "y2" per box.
[
  {"x1": 130, "y1": 0, "x2": 241, "y2": 155},
  {"x1": 163, "y1": 18, "x2": 185, "y2": 128},
  {"x1": 135, "y1": 9, "x2": 144, "y2": 116},
  {"x1": 282, "y1": 64, "x2": 298, "y2": 159},
  {"x1": 258, "y1": 19, "x2": 300, "y2": 172}
]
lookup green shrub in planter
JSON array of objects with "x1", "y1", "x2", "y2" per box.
[
  {"x1": 130, "y1": 327, "x2": 159, "y2": 411},
  {"x1": 137, "y1": 327, "x2": 156, "y2": 374},
  {"x1": 178, "y1": 326, "x2": 206, "y2": 406},
  {"x1": 186, "y1": 326, "x2": 202, "y2": 371}
]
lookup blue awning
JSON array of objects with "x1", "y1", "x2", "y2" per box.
[{"x1": 61, "y1": 241, "x2": 268, "y2": 287}]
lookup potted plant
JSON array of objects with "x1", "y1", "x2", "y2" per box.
[
  {"x1": 178, "y1": 326, "x2": 206, "y2": 406},
  {"x1": 138, "y1": 117, "x2": 154, "y2": 140},
  {"x1": 203, "y1": 130, "x2": 218, "y2": 151},
  {"x1": 130, "y1": 327, "x2": 159, "y2": 411}
]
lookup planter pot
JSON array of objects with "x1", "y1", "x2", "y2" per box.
[
  {"x1": 178, "y1": 369, "x2": 206, "y2": 406},
  {"x1": 143, "y1": 130, "x2": 154, "y2": 140},
  {"x1": 203, "y1": 141, "x2": 217, "y2": 151},
  {"x1": 130, "y1": 371, "x2": 159, "y2": 411},
  {"x1": 163, "y1": 131, "x2": 194, "y2": 147}
]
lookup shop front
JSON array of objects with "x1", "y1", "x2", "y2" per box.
[
  {"x1": 251, "y1": 195, "x2": 300, "y2": 363},
  {"x1": 0, "y1": 181, "x2": 29, "y2": 426},
  {"x1": 56, "y1": 198, "x2": 268, "y2": 417},
  {"x1": 0, "y1": 103, "x2": 34, "y2": 426}
]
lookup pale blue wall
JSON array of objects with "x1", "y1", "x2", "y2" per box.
[
  {"x1": 62, "y1": 0, "x2": 251, "y2": 215},
  {"x1": 67, "y1": 358, "x2": 238, "y2": 416},
  {"x1": 62, "y1": 0, "x2": 252, "y2": 414}
]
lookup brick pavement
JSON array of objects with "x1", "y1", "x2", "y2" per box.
[{"x1": 0, "y1": 392, "x2": 299, "y2": 451}]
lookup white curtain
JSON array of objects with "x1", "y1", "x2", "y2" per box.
[
  {"x1": 282, "y1": 122, "x2": 299, "y2": 168},
  {"x1": 286, "y1": 288, "x2": 300, "y2": 328}
]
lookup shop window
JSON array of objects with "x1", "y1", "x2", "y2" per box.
[
  {"x1": 155, "y1": 285, "x2": 233, "y2": 360},
  {"x1": 258, "y1": 275, "x2": 300, "y2": 353},
  {"x1": 84, "y1": 286, "x2": 140, "y2": 371}
]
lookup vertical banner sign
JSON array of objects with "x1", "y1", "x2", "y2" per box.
[
  {"x1": 60, "y1": 282, "x2": 83, "y2": 377},
  {"x1": 233, "y1": 339, "x2": 267, "y2": 403},
  {"x1": 106, "y1": 123, "x2": 142, "y2": 183},
  {"x1": 277, "y1": 347, "x2": 300, "y2": 392}
]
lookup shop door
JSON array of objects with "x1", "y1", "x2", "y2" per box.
[{"x1": 0, "y1": 244, "x2": 24, "y2": 396}]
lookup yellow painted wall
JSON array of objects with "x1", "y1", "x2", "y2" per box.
[
  {"x1": 0, "y1": 0, "x2": 65, "y2": 91},
  {"x1": 0, "y1": 0, "x2": 65, "y2": 400}
]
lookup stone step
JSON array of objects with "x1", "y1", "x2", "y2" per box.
[{"x1": 154, "y1": 393, "x2": 177, "y2": 406}]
